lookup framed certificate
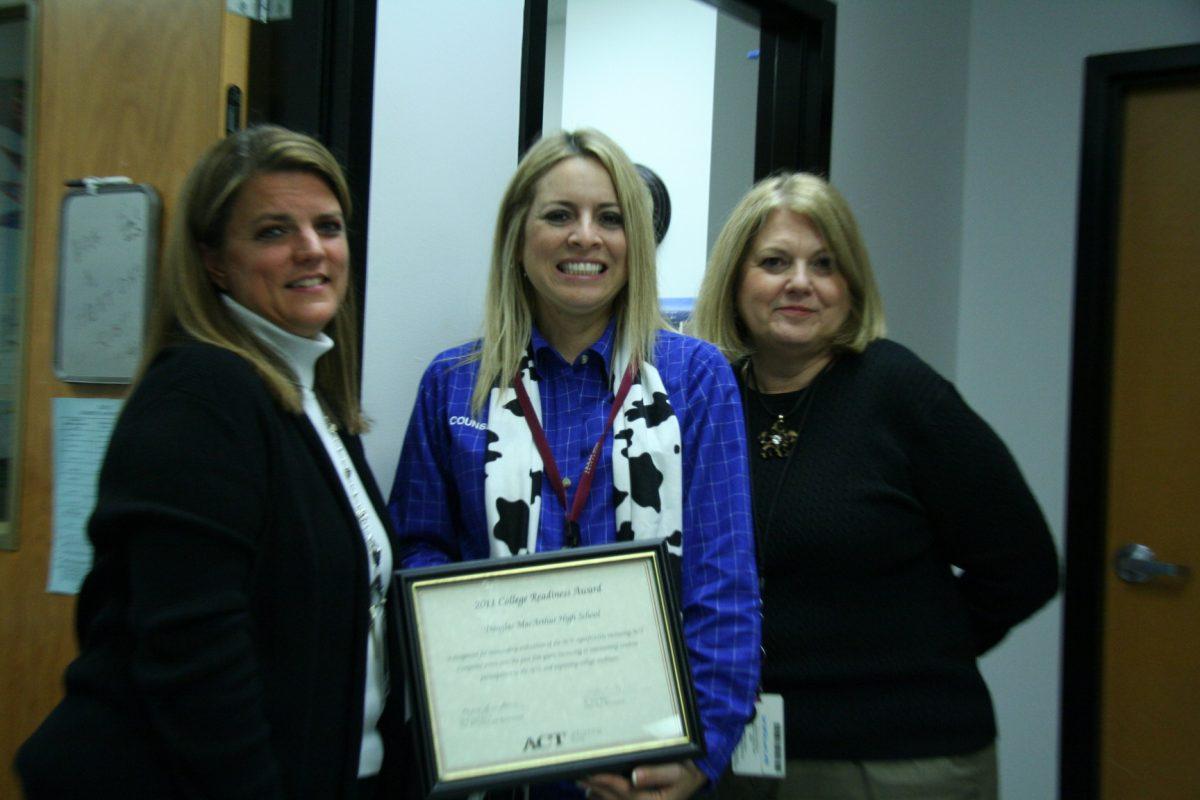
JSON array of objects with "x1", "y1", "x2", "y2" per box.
[{"x1": 396, "y1": 539, "x2": 703, "y2": 797}]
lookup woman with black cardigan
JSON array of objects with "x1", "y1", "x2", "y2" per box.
[
  {"x1": 691, "y1": 173, "x2": 1058, "y2": 799},
  {"x1": 16, "y1": 126, "x2": 412, "y2": 800}
]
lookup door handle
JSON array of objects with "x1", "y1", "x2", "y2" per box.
[{"x1": 1114, "y1": 543, "x2": 1191, "y2": 584}]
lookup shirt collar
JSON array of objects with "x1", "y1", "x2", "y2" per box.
[
  {"x1": 530, "y1": 317, "x2": 617, "y2": 371},
  {"x1": 220, "y1": 294, "x2": 333, "y2": 391}
]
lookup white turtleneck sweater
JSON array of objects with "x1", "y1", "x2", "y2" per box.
[{"x1": 222, "y1": 296, "x2": 391, "y2": 778}]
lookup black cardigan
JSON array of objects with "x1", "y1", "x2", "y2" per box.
[
  {"x1": 740, "y1": 339, "x2": 1059, "y2": 760},
  {"x1": 17, "y1": 342, "x2": 411, "y2": 799}
]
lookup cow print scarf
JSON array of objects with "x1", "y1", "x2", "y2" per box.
[{"x1": 484, "y1": 340, "x2": 683, "y2": 559}]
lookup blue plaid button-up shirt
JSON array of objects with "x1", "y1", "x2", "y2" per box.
[{"x1": 388, "y1": 322, "x2": 760, "y2": 786}]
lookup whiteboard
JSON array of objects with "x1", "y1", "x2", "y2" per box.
[{"x1": 55, "y1": 184, "x2": 160, "y2": 383}]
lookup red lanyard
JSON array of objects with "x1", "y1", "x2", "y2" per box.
[{"x1": 511, "y1": 362, "x2": 636, "y2": 548}]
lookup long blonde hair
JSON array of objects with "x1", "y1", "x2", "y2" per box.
[
  {"x1": 140, "y1": 125, "x2": 368, "y2": 433},
  {"x1": 692, "y1": 172, "x2": 885, "y2": 363},
  {"x1": 470, "y1": 128, "x2": 665, "y2": 415}
]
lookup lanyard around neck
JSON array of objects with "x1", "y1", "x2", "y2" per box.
[{"x1": 511, "y1": 360, "x2": 636, "y2": 548}]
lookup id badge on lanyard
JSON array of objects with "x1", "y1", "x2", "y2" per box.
[{"x1": 731, "y1": 693, "x2": 786, "y2": 778}]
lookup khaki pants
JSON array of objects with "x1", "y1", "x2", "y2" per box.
[{"x1": 718, "y1": 742, "x2": 997, "y2": 800}]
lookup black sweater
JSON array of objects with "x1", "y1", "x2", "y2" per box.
[
  {"x1": 739, "y1": 339, "x2": 1058, "y2": 760},
  {"x1": 17, "y1": 342, "x2": 410, "y2": 799}
]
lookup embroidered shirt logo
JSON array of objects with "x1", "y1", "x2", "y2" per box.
[{"x1": 449, "y1": 415, "x2": 487, "y2": 431}]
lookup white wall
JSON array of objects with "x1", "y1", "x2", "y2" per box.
[
  {"x1": 830, "y1": 0, "x2": 970, "y2": 378},
  {"x1": 556, "y1": 0, "x2": 717, "y2": 299},
  {"x1": 359, "y1": 0, "x2": 525, "y2": 483},
  {"x1": 542, "y1": 1, "x2": 566, "y2": 138},
  {"x1": 546, "y1": 1, "x2": 763, "y2": 300},
  {"x1": 707, "y1": 11, "x2": 759, "y2": 258},
  {"x1": 834, "y1": 2, "x2": 1200, "y2": 799}
]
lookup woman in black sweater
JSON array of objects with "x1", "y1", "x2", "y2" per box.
[
  {"x1": 16, "y1": 126, "x2": 413, "y2": 800},
  {"x1": 691, "y1": 173, "x2": 1058, "y2": 799}
]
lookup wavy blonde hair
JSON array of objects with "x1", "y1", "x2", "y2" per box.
[
  {"x1": 139, "y1": 125, "x2": 368, "y2": 433},
  {"x1": 692, "y1": 172, "x2": 885, "y2": 363},
  {"x1": 469, "y1": 128, "x2": 665, "y2": 415}
]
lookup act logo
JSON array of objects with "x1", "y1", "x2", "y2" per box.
[{"x1": 523, "y1": 732, "x2": 566, "y2": 751}]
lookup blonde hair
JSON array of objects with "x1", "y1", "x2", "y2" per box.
[
  {"x1": 692, "y1": 172, "x2": 885, "y2": 363},
  {"x1": 470, "y1": 128, "x2": 665, "y2": 415},
  {"x1": 140, "y1": 124, "x2": 368, "y2": 433}
]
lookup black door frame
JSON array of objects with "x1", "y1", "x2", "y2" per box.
[
  {"x1": 247, "y1": 0, "x2": 378, "y2": 346},
  {"x1": 1061, "y1": 42, "x2": 1200, "y2": 800},
  {"x1": 519, "y1": 0, "x2": 836, "y2": 179}
]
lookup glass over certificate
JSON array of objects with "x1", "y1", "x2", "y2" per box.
[{"x1": 396, "y1": 539, "x2": 702, "y2": 797}]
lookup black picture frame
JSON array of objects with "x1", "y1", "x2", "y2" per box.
[{"x1": 395, "y1": 539, "x2": 702, "y2": 798}]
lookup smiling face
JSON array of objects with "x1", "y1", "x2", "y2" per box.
[
  {"x1": 521, "y1": 156, "x2": 628, "y2": 343},
  {"x1": 204, "y1": 170, "x2": 348, "y2": 338},
  {"x1": 737, "y1": 209, "x2": 851, "y2": 367}
]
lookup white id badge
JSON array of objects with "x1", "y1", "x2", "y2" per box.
[{"x1": 730, "y1": 693, "x2": 785, "y2": 778}]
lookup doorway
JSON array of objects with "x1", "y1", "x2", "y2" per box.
[{"x1": 1062, "y1": 42, "x2": 1200, "y2": 800}]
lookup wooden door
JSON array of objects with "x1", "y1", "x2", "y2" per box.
[
  {"x1": 1063, "y1": 44, "x2": 1200, "y2": 800},
  {"x1": 0, "y1": 3, "x2": 247, "y2": 797},
  {"x1": 1100, "y1": 81, "x2": 1199, "y2": 798}
]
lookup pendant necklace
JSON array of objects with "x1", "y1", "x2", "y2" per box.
[
  {"x1": 746, "y1": 359, "x2": 829, "y2": 459},
  {"x1": 741, "y1": 355, "x2": 835, "y2": 584},
  {"x1": 740, "y1": 356, "x2": 831, "y2": 686}
]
